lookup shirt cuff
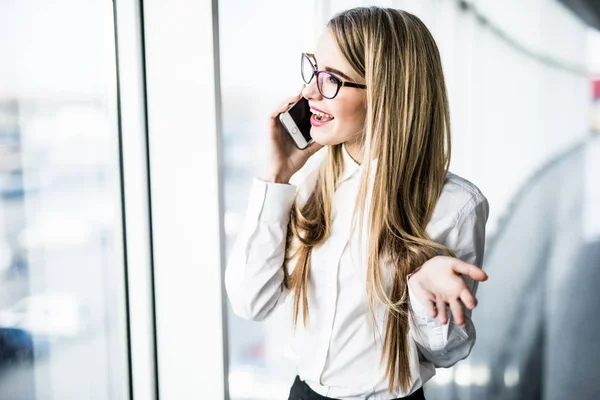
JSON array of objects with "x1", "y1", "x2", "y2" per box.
[
  {"x1": 248, "y1": 177, "x2": 297, "y2": 224},
  {"x1": 407, "y1": 273, "x2": 448, "y2": 351}
]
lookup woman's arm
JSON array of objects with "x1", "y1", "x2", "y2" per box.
[
  {"x1": 224, "y1": 178, "x2": 297, "y2": 321},
  {"x1": 408, "y1": 196, "x2": 490, "y2": 367},
  {"x1": 225, "y1": 90, "x2": 324, "y2": 321}
]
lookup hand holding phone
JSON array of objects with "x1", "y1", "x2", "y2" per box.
[{"x1": 262, "y1": 92, "x2": 323, "y2": 184}]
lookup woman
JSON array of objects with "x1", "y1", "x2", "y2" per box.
[{"x1": 225, "y1": 6, "x2": 489, "y2": 400}]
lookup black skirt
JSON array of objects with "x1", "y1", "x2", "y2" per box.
[{"x1": 288, "y1": 375, "x2": 426, "y2": 400}]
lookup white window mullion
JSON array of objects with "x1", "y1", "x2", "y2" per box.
[{"x1": 142, "y1": 0, "x2": 228, "y2": 398}]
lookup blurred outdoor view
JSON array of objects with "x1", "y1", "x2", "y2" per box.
[
  {"x1": 219, "y1": 1, "x2": 600, "y2": 399},
  {"x1": 0, "y1": 0, "x2": 129, "y2": 399}
]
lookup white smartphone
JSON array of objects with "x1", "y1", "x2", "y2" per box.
[{"x1": 279, "y1": 97, "x2": 313, "y2": 150}]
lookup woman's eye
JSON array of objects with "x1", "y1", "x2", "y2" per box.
[{"x1": 327, "y1": 76, "x2": 338, "y2": 85}]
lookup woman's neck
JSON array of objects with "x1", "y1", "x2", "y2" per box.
[{"x1": 344, "y1": 141, "x2": 363, "y2": 165}]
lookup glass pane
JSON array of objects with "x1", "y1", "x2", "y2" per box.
[{"x1": 0, "y1": 1, "x2": 128, "y2": 399}]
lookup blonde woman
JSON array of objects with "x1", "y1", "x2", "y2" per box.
[{"x1": 225, "y1": 7, "x2": 489, "y2": 400}]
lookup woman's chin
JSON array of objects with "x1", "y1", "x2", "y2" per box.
[{"x1": 310, "y1": 126, "x2": 338, "y2": 146}]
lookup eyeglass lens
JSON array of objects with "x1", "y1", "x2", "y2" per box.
[{"x1": 301, "y1": 55, "x2": 339, "y2": 99}]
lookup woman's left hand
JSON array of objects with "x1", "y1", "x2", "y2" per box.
[{"x1": 407, "y1": 256, "x2": 488, "y2": 327}]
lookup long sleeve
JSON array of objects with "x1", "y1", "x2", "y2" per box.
[
  {"x1": 408, "y1": 195, "x2": 490, "y2": 368},
  {"x1": 224, "y1": 178, "x2": 297, "y2": 321}
]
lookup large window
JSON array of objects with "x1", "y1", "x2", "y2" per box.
[{"x1": 0, "y1": 1, "x2": 129, "y2": 398}]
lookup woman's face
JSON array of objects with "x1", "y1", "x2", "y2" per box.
[{"x1": 302, "y1": 30, "x2": 367, "y2": 151}]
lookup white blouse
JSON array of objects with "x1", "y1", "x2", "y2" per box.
[{"x1": 225, "y1": 144, "x2": 489, "y2": 399}]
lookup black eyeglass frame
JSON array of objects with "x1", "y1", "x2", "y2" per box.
[{"x1": 301, "y1": 52, "x2": 367, "y2": 99}]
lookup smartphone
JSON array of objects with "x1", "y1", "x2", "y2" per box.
[{"x1": 279, "y1": 97, "x2": 313, "y2": 150}]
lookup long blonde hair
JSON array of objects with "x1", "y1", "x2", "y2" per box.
[{"x1": 283, "y1": 7, "x2": 454, "y2": 393}]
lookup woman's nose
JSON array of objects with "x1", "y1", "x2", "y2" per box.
[{"x1": 302, "y1": 77, "x2": 322, "y2": 101}]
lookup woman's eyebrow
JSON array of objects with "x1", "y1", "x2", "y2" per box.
[
  {"x1": 324, "y1": 66, "x2": 353, "y2": 81},
  {"x1": 311, "y1": 54, "x2": 355, "y2": 81}
]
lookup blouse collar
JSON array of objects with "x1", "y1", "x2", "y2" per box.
[{"x1": 339, "y1": 143, "x2": 378, "y2": 184}]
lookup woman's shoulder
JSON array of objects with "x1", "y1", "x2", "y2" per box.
[
  {"x1": 428, "y1": 172, "x2": 488, "y2": 233},
  {"x1": 441, "y1": 172, "x2": 487, "y2": 206}
]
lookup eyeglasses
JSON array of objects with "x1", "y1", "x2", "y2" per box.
[{"x1": 301, "y1": 52, "x2": 367, "y2": 99}]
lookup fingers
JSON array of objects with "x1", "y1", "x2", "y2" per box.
[
  {"x1": 459, "y1": 287, "x2": 477, "y2": 310},
  {"x1": 270, "y1": 93, "x2": 303, "y2": 119},
  {"x1": 436, "y1": 300, "x2": 448, "y2": 325},
  {"x1": 450, "y1": 260, "x2": 488, "y2": 282},
  {"x1": 424, "y1": 301, "x2": 437, "y2": 319},
  {"x1": 449, "y1": 299, "x2": 465, "y2": 327}
]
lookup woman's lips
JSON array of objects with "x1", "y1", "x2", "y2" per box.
[
  {"x1": 310, "y1": 113, "x2": 334, "y2": 127},
  {"x1": 310, "y1": 106, "x2": 330, "y2": 115},
  {"x1": 309, "y1": 106, "x2": 334, "y2": 127}
]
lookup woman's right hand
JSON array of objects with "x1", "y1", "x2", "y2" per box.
[{"x1": 261, "y1": 91, "x2": 324, "y2": 184}]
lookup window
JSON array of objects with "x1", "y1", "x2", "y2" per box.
[{"x1": 0, "y1": 1, "x2": 129, "y2": 398}]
